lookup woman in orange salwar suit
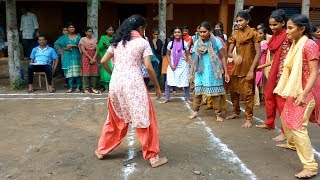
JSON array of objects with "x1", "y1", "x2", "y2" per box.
[{"x1": 94, "y1": 15, "x2": 168, "y2": 168}]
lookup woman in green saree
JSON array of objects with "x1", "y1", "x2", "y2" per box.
[{"x1": 97, "y1": 25, "x2": 115, "y2": 91}]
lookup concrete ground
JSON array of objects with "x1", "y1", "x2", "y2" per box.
[{"x1": 1, "y1": 77, "x2": 320, "y2": 180}]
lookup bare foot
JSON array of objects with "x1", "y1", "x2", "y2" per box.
[
  {"x1": 216, "y1": 115, "x2": 224, "y2": 122},
  {"x1": 295, "y1": 169, "x2": 317, "y2": 179},
  {"x1": 226, "y1": 114, "x2": 239, "y2": 120},
  {"x1": 242, "y1": 120, "x2": 253, "y2": 128},
  {"x1": 160, "y1": 100, "x2": 170, "y2": 104},
  {"x1": 172, "y1": 91, "x2": 178, "y2": 96},
  {"x1": 76, "y1": 88, "x2": 82, "y2": 93},
  {"x1": 255, "y1": 124, "x2": 271, "y2": 129},
  {"x1": 276, "y1": 143, "x2": 296, "y2": 151},
  {"x1": 272, "y1": 133, "x2": 286, "y2": 142},
  {"x1": 188, "y1": 112, "x2": 198, "y2": 119},
  {"x1": 187, "y1": 99, "x2": 193, "y2": 104},
  {"x1": 151, "y1": 157, "x2": 168, "y2": 168},
  {"x1": 84, "y1": 89, "x2": 90, "y2": 94},
  {"x1": 95, "y1": 149, "x2": 104, "y2": 160}
]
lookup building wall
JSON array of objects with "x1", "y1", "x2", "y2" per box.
[
  {"x1": 2, "y1": 1, "x2": 318, "y2": 45},
  {"x1": 15, "y1": 0, "x2": 320, "y2": 7},
  {"x1": 17, "y1": 2, "x2": 63, "y2": 42},
  {"x1": 145, "y1": 4, "x2": 221, "y2": 38}
]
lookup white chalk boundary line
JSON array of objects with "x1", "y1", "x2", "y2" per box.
[
  {"x1": 183, "y1": 98, "x2": 257, "y2": 179},
  {"x1": 0, "y1": 96, "x2": 185, "y2": 101},
  {"x1": 0, "y1": 93, "x2": 103, "y2": 96},
  {"x1": 0, "y1": 97, "x2": 106, "y2": 100},
  {"x1": 0, "y1": 92, "x2": 187, "y2": 96},
  {"x1": 226, "y1": 99, "x2": 320, "y2": 160},
  {"x1": 4, "y1": 94, "x2": 318, "y2": 176},
  {"x1": 122, "y1": 125, "x2": 137, "y2": 180}
]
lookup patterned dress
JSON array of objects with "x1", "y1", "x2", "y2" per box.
[
  {"x1": 166, "y1": 41, "x2": 190, "y2": 87},
  {"x1": 54, "y1": 34, "x2": 82, "y2": 78},
  {"x1": 107, "y1": 37, "x2": 154, "y2": 128},
  {"x1": 281, "y1": 39, "x2": 320, "y2": 130},
  {"x1": 193, "y1": 38, "x2": 225, "y2": 96},
  {"x1": 79, "y1": 37, "x2": 98, "y2": 77}
]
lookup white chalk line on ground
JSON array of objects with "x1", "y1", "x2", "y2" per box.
[
  {"x1": 183, "y1": 98, "x2": 257, "y2": 179},
  {"x1": 0, "y1": 97, "x2": 106, "y2": 100},
  {"x1": 3, "y1": 93, "x2": 319, "y2": 172},
  {"x1": 0, "y1": 93, "x2": 104, "y2": 96},
  {"x1": 122, "y1": 125, "x2": 137, "y2": 180},
  {"x1": 0, "y1": 92, "x2": 187, "y2": 96},
  {"x1": 0, "y1": 95, "x2": 184, "y2": 101},
  {"x1": 226, "y1": 100, "x2": 320, "y2": 160}
]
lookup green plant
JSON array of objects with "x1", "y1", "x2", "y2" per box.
[{"x1": 11, "y1": 79, "x2": 27, "y2": 89}]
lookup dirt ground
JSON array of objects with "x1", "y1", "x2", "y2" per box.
[{"x1": 1, "y1": 77, "x2": 320, "y2": 180}]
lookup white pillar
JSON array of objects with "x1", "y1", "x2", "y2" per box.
[
  {"x1": 301, "y1": 0, "x2": 310, "y2": 17},
  {"x1": 158, "y1": 0, "x2": 167, "y2": 42},
  {"x1": 87, "y1": 0, "x2": 99, "y2": 38},
  {"x1": 6, "y1": 0, "x2": 21, "y2": 83}
]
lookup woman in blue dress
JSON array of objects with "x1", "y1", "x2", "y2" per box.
[
  {"x1": 54, "y1": 23, "x2": 82, "y2": 93},
  {"x1": 189, "y1": 22, "x2": 230, "y2": 122}
]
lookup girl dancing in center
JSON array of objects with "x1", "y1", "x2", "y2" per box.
[{"x1": 95, "y1": 15, "x2": 168, "y2": 168}]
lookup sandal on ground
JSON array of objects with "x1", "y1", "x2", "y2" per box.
[
  {"x1": 48, "y1": 88, "x2": 56, "y2": 93},
  {"x1": 75, "y1": 89, "x2": 82, "y2": 93},
  {"x1": 28, "y1": 89, "x2": 35, "y2": 93},
  {"x1": 151, "y1": 157, "x2": 168, "y2": 168},
  {"x1": 92, "y1": 89, "x2": 101, "y2": 94},
  {"x1": 67, "y1": 89, "x2": 73, "y2": 93},
  {"x1": 95, "y1": 149, "x2": 104, "y2": 160}
]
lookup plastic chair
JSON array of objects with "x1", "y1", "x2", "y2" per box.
[{"x1": 34, "y1": 61, "x2": 56, "y2": 91}]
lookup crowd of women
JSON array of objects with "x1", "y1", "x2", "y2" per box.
[
  {"x1": 53, "y1": 23, "x2": 115, "y2": 94},
  {"x1": 51, "y1": 9, "x2": 320, "y2": 179}
]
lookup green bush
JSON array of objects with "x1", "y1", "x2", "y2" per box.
[{"x1": 11, "y1": 79, "x2": 27, "y2": 89}]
